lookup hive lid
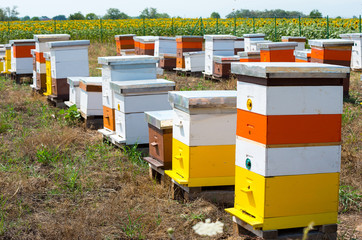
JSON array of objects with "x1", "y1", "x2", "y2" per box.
[
  {"x1": 176, "y1": 36, "x2": 203, "y2": 42},
  {"x1": 243, "y1": 33, "x2": 265, "y2": 38},
  {"x1": 309, "y1": 39, "x2": 354, "y2": 47},
  {"x1": 183, "y1": 51, "x2": 205, "y2": 56},
  {"x1": 257, "y1": 42, "x2": 298, "y2": 49},
  {"x1": 115, "y1": 34, "x2": 136, "y2": 38},
  {"x1": 9, "y1": 39, "x2": 36, "y2": 45},
  {"x1": 213, "y1": 55, "x2": 240, "y2": 62},
  {"x1": 250, "y1": 40, "x2": 272, "y2": 45},
  {"x1": 168, "y1": 90, "x2": 237, "y2": 111},
  {"x1": 294, "y1": 49, "x2": 311, "y2": 58},
  {"x1": 5, "y1": 44, "x2": 11, "y2": 49},
  {"x1": 67, "y1": 77, "x2": 82, "y2": 86},
  {"x1": 281, "y1": 36, "x2": 307, "y2": 41},
  {"x1": 231, "y1": 62, "x2": 350, "y2": 79},
  {"x1": 34, "y1": 34, "x2": 71, "y2": 42},
  {"x1": 133, "y1": 36, "x2": 157, "y2": 42},
  {"x1": 340, "y1": 33, "x2": 362, "y2": 39},
  {"x1": 98, "y1": 55, "x2": 159, "y2": 65},
  {"x1": 238, "y1": 51, "x2": 260, "y2": 57},
  {"x1": 155, "y1": 36, "x2": 176, "y2": 40},
  {"x1": 80, "y1": 77, "x2": 102, "y2": 85},
  {"x1": 110, "y1": 79, "x2": 175, "y2": 93},
  {"x1": 47, "y1": 40, "x2": 90, "y2": 48},
  {"x1": 144, "y1": 110, "x2": 174, "y2": 129},
  {"x1": 204, "y1": 35, "x2": 237, "y2": 40}
]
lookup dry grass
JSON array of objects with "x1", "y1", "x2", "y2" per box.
[{"x1": 0, "y1": 42, "x2": 360, "y2": 239}]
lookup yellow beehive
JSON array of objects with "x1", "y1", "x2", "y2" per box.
[
  {"x1": 4, "y1": 44, "x2": 11, "y2": 74},
  {"x1": 43, "y1": 52, "x2": 52, "y2": 96}
]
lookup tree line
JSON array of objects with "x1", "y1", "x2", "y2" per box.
[{"x1": 0, "y1": 6, "x2": 332, "y2": 21}]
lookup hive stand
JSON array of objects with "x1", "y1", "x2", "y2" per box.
[
  {"x1": 47, "y1": 95, "x2": 66, "y2": 108},
  {"x1": 79, "y1": 111, "x2": 103, "y2": 130},
  {"x1": 233, "y1": 217, "x2": 337, "y2": 240},
  {"x1": 10, "y1": 71, "x2": 33, "y2": 84}
]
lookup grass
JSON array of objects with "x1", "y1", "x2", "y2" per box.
[{"x1": 0, "y1": 42, "x2": 360, "y2": 239}]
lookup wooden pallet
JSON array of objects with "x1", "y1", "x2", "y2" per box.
[
  {"x1": 10, "y1": 72, "x2": 33, "y2": 84},
  {"x1": 174, "y1": 68, "x2": 203, "y2": 77},
  {"x1": 233, "y1": 216, "x2": 337, "y2": 240},
  {"x1": 144, "y1": 156, "x2": 171, "y2": 185},
  {"x1": 99, "y1": 130, "x2": 149, "y2": 150},
  {"x1": 47, "y1": 95, "x2": 66, "y2": 108},
  {"x1": 79, "y1": 111, "x2": 103, "y2": 130},
  {"x1": 171, "y1": 180, "x2": 234, "y2": 206}
]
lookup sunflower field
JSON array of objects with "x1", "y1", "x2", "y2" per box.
[{"x1": 1, "y1": 17, "x2": 361, "y2": 43}]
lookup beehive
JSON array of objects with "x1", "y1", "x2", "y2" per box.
[
  {"x1": 159, "y1": 53, "x2": 177, "y2": 70},
  {"x1": 66, "y1": 77, "x2": 81, "y2": 106},
  {"x1": 238, "y1": 51, "x2": 260, "y2": 62},
  {"x1": 98, "y1": 55, "x2": 159, "y2": 134},
  {"x1": 340, "y1": 33, "x2": 362, "y2": 70},
  {"x1": 258, "y1": 42, "x2": 298, "y2": 62},
  {"x1": 309, "y1": 39, "x2": 353, "y2": 97},
  {"x1": 9, "y1": 39, "x2": 35, "y2": 74},
  {"x1": 33, "y1": 34, "x2": 70, "y2": 91},
  {"x1": 226, "y1": 62, "x2": 348, "y2": 231},
  {"x1": 144, "y1": 110, "x2": 174, "y2": 169},
  {"x1": 115, "y1": 34, "x2": 135, "y2": 56},
  {"x1": 133, "y1": 36, "x2": 157, "y2": 56},
  {"x1": 243, "y1": 33, "x2": 265, "y2": 52},
  {"x1": 176, "y1": 36, "x2": 203, "y2": 69},
  {"x1": 234, "y1": 37, "x2": 244, "y2": 54},
  {"x1": 213, "y1": 55, "x2": 240, "y2": 78},
  {"x1": 29, "y1": 49, "x2": 37, "y2": 87},
  {"x1": 0, "y1": 46, "x2": 5, "y2": 74},
  {"x1": 165, "y1": 90, "x2": 237, "y2": 187},
  {"x1": 109, "y1": 79, "x2": 175, "y2": 145},
  {"x1": 281, "y1": 36, "x2": 306, "y2": 50},
  {"x1": 204, "y1": 35, "x2": 236, "y2": 75},
  {"x1": 154, "y1": 37, "x2": 177, "y2": 57},
  {"x1": 294, "y1": 49, "x2": 311, "y2": 62},
  {"x1": 43, "y1": 52, "x2": 52, "y2": 96},
  {"x1": 249, "y1": 40, "x2": 272, "y2": 52},
  {"x1": 4, "y1": 44, "x2": 11, "y2": 74},
  {"x1": 79, "y1": 77, "x2": 103, "y2": 116},
  {"x1": 183, "y1": 51, "x2": 205, "y2": 72},
  {"x1": 47, "y1": 40, "x2": 90, "y2": 101}
]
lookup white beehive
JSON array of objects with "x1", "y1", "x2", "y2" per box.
[
  {"x1": 67, "y1": 77, "x2": 81, "y2": 107},
  {"x1": 79, "y1": 77, "x2": 103, "y2": 116},
  {"x1": 9, "y1": 39, "x2": 35, "y2": 74},
  {"x1": 204, "y1": 35, "x2": 236, "y2": 75},
  {"x1": 234, "y1": 37, "x2": 244, "y2": 54},
  {"x1": 110, "y1": 79, "x2": 175, "y2": 145},
  {"x1": 154, "y1": 37, "x2": 177, "y2": 57},
  {"x1": 183, "y1": 51, "x2": 205, "y2": 72},
  {"x1": 250, "y1": 40, "x2": 272, "y2": 52},
  {"x1": 281, "y1": 36, "x2": 306, "y2": 50},
  {"x1": 340, "y1": 33, "x2": 362, "y2": 70},
  {"x1": 243, "y1": 33, "x2": 266, "y2": 52}
]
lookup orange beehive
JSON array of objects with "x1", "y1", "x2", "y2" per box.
[
  {"x1": 133, "y1": 36, "x2": 156, "y2": 56},
  {"x1": 238, "y1": 51, "x2": 260, "y2": 62},
  {"x1": 115, "y1": 34, "x2": 135, "y2": 55},
  {"x1": 175, "y1": 36, "x2": 203, "y2": 69},
  {"x1": 294, "y1": 49, "x2": 311, "y2": 62},
  {"x1": 258, "y1": 42, "x2": 298, "y2": 62}
]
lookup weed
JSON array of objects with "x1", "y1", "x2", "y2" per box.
[
  {"x1": 63, "y1": 165, "x2": 82, "y2": 193},
  {"x1": 0, "y1": 195, "x2": 8, "y2": 235},
  {"x1": 342, "y1": 107, "x2": 360, "y2": 125},
  {"x1": 58, "y1": 105, "x2": 81, "y2": 126},
  {"x1": 123, "y1": 143, "x2": 147, "y2": 168},
  {"x1": 36, "y1": 145, "x2": 61, "y2": 165},
  {"x1": 339, "y1": 185, "x2": 361, "y2": 213},
  {"x1": 182, "y1": 213, "x2": 205, "y2": 221},
  {"x1": 121, "y1": 212, "x2": 145, "y2": 239}
]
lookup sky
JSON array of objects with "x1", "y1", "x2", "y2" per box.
[{"x1": 2, "y1": 0, "x2": 362, "y2": 18}]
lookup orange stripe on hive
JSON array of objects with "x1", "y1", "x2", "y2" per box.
[
  {"x1": 36, "y1": 52, "x2": 46, "y2": 63},
  {"x1": 139, "y1": 43, "x2": 155, "y2": 50},
  {"x1": 311, "y1": 47, "x2": 352, "y2": 61},
  {"x1": 103, "y1": 106, "x2": 115, "y2": 131},
  {"x1": 177, "y1": 42, "x2": 203, "y2": 49},
  {"x1": 13, "y1": 45, "x2": 35, "y2": 58},
  {"x1": 260, "y1": 49, "x2": 295, "y2": 62}
]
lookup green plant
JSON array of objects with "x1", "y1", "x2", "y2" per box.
[
  {"x1": 342, "y1": 107, "x2": 360, "y2": 125},
  {"x1": 339, "y1": 185, "x2": 361, "y2": 213},
  {"x1": 121, "y1": 212, "x2": 145, "y2": 239},
  {"x1": 63, "y1": 165, "x2": 82, "y2": 192},
  {"x1": 123, "y1": 143, "x2": 147, "y2": 168},
  {"x1": 0, "y1": 195, "x2": 8, "y2": 235},
  {"x1": 58, "y1": 105, "x2": 81, "y2": 126},
  {"x1": 36, "y1": 145, "x2": 61, "y2": 165}
]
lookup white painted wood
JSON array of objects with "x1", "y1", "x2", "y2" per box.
[
  {"x1": 51, "y1": 60, "x2": 89, "y2": 79},
  {"x1": 114, "y1": 111, "x2": 149, "y2": 145},
  {"x1": 250, "y1": 40, "x2": 272, "y2": 52},
  {"x1": 234, "y1": 38, "x2": 244, "y2": 49},
  {"x1": 101, "y1": 64, "x2": 157, "y2": 83},
  {"x1": 172, "y1": 108, "x2": 237, "y2": 146},
  {"x1": 184, "y1": 52, "x2": 205, "y2": 72},
  {"x1": 236, "y1": 81, "x2": 343, "y2": 115},
  {"x1": 205, "y1": 50, "x2": 235, "y2": 75},
  {"x1": 69, "y1": 85, "x2": 80, "y2": 106},
  {"x1": 205, "y1": 39, "x2": 235, "y2": 51},
  {"x1": 244, "y1": 35, "x2": 265, "y2": 52},
  {"x1": 235, "y1": 137, "x2": 341, "y2": 176},
  {"x1": 340, "y1": 33, "x2": 362, "y2": 69},
  {"x1": 154, "y1": 37, "x2": 176, "y2": 57},
  {"x1": 114, "y1": 93, "x2": 171, "y2": 113},
  {"x1": 80, "y1": 90, "x2": 103, "y2": 116},
  {"x1": 36, "y1": 62, "x2": 46, "y2": 74},
  {"x1": 12, "y1": 58, "x2": 33, "y2": 74}
]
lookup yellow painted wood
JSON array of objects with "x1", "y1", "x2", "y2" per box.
[
  {"x1": 168, "y1": 138, "x2": 235, "y2": 187},
  {"x1": 226, "y1": 207, "x2": 337, "y2": 230},
  {"x1": 0, "y1": 62, "x2": 3, "y2": 73},
  {"x1": 234, "y1": 166, "x2": 339, "y2": 225},
  {"x1": 4, "y1": 49, "x2": 11, "y2": 74},
  {"x1": 44, "y1": 60, "x2": 52, "y2": 96}
]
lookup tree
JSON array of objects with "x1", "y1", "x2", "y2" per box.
[
  {"x1": 0, "y1": 6, "x2": 20, "y2": 20},
  {"x1": 22, "y1": 15, "x2": 30, "y2": 21},
  {"x1": 86, "y1": 13, "x2": 98, "y2": 20},
  {"x1": 103, "y1": 8, "x2": 128, "y2": 19},
  {"x1": 210, "y1": 12, "x2": 220, "y2": 19},
  {"x1": 226, "y1": 8, "x2": 305, "y2": 18},
  {"x1": 53, "y1": 15, "x2": 67, "y2": 20},
  {"x1": 68, "y1": 12, "x2": 85, "y2": 20},
  {"x1": 139, "y1": 8, "x2": 170, "y2": 19},
  {"x1": 31, "y1": 16, "x2": 40, "y2": 21},
  {"x1": 309, "y1": 9, "x2": 322, "y2": 18}
]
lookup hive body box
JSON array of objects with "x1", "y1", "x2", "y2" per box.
[
  {"x1": 145, "y1": 110, "x2": 174, "y2": 169},
  {"x1": 281, "y1": 36, "x2": 306, "y2": 50},
  {"x1": 154, "y1": 37, "x2": 177, "y2": 57},
  {"x1": 115, "y1": 34, "x2": 135, "y2": 56},
  {"x1": 234, "y1": 37, "x2": 244, "y2": 54},
  {"x1": 238, "y1": 51, "x2": 260, "y2": 62},
  {"x1": 243, "y1": 34, "x2": 265, "y2": 52},
  {"x1": 9, "y1": 39, "x2": 35, "y2": 74},
  {"x1": 204, "y1": 35, "x2": 236, "y2": 75},
  {"x1": 47, "y1": 40, "x2": 90, "y2": 101},
  {"x1": 176, "y1": 36, "x2": 203, "y2": 69},
  {"x1": 33, "y1": 34, "x2": 70, "y2": 91},
  {"x1": 250, "y1": 40, "x2": 272, "y2": 52},
  {"x1": 294, "y1": 49, "x2": 311, "y2": 62},
  {"x1": 98, "y1": 56, "x2": 159, "y2": 134},
  {"x1": 226, "y1": 62, "x2": 348, "y2": 231},
  {"x1": 67, "y1": 77, "x2": 81, "y2": 106},
  {"x1": 0, "y1": 45, "x2": 5, "y2": 74},
  {"x1": 183, "y1": 51, "x2": 205, "y2": 72},
  {"x1": 134, "y1": 36, "x2": 156, "y2": 55},
  {"x1": 109, "y1": 79, "x2": 175, "y2": 145},
  {"x1": 3, "y1": 44, "x2": 11, "y2": 74},
  {"x1": 43, "y1": 52, "x2": 52, "y2": 96},
  {"x1": 165, "y1": 91, "x2": 237, "y2": 187},
  {"x1": 213, "y1": 55, "x2": 240, "y2": 78},
  {"x1": 309, "y1": 39, "x2": 353, "y2": 97},
  {"x1": 79, "y1": 77, "x2": 103, "y2": 116},
  {"x1": 259, "y1": 42, "x2": 298, "y2": 62},
  {"x1": 159, "y1": 53, "x2": 177, "y2": 70},
  {"x1": 340, "y1": 33, "x2": 362, "y2": 70}
]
